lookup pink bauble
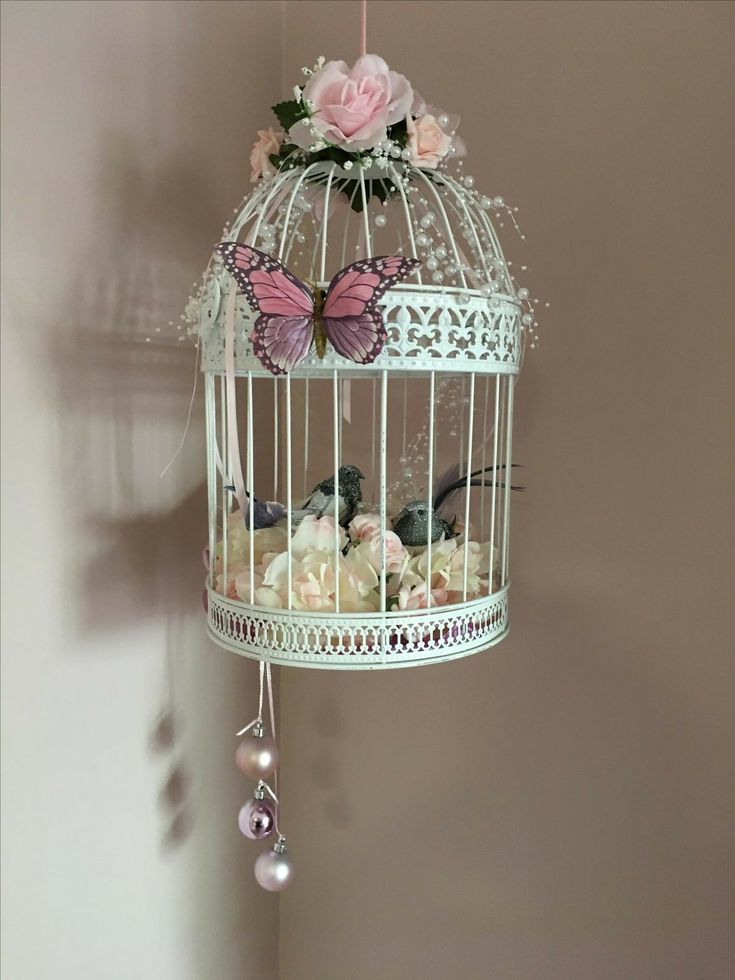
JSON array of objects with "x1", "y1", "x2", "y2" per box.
[
  {"x1": 235, "y1": 732, "x2": 279, "y2": 780},
  {"x1": 254, "y1": 839, "x2": 294, "y2": 892}
]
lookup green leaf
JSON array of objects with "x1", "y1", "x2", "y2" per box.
[
  {"x1": 388, "y1": 118, "x2": 408, "y2": 148},
  {"x1": 307, "y1": 145, "x2": 354, "y2": 166},
  {"x1": 333, "y1": 175, "x2": 398, "y2": 212},
  {"x1": 370, "y1": 179, "x2": 390, "y2": 204},
  {"x1": 271, "y1": 99, "x2": 308, "y2": 133}
]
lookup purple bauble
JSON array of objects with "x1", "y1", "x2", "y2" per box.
[{"x1": 238, "y1": 797, "x2": 276, "y2": 840}]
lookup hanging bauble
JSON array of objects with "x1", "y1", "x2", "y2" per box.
[
  {"x1": 254, "y1": 835, "x2": 294, "y2": 892},
  {"x1": 238, "y1": 782, "x2": 277, "y2": 840},
  {"x1": 235, "y1": 721, "x2": 279, "y2": 780}
]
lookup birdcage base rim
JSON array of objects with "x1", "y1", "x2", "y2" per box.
[
  {"x1": 205, "y1": 584, "x2": 510, "y2": 670},
  {"x1": 206, "y1": 623, "x2": 510, "y2": 670}
]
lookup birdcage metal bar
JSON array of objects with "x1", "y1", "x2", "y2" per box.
[
  {"x1": 490, "y1": 375, "x2": 500, "y2": 591},
  {"x1": 370, "y1": 377, "x2": 377, "y2": 489},
  {"x1": 435, "y1": 174, "x2": 492, "y2": 283},
  {"x1": 302, "y1": 378, "x2": 309, "y2": 498},
  {"x1": 402, "y1": 376, "x2": 409, "y2": 458},
  {"x1": 285, "y1": 373, "x2": 293, "y2": 610},
  {"x1": 502, "y1": 377, "x2": 515, "y2": 585},
  {"x1": 247, "y1": 370, "x2": 255, "y2": 603},
  {"x1": 411, "y1": 167, "x2": 468, "y2": 288},
  {"x1": 359, "y1": 168, "x2": 373, "y2": 257},
  {"x1": 469, "y1": 191, "x2": 515, "y2": 295},
  {"x1": 273, "y1": 377, "x2": 279, "y2": 499},
  {"x1": 219, "y1": 375, "x2": 229, "y2": 597},
  {"x1": 333, "y1": 370, "x2": 341, "y2": 612},
  {"x1": 386, "y1": 163, "x2": 423, "y2": 285},
  {"x1": 277, "y1": 163, "x2": 320, "y2": 261},
  {"x1": 480, "y1": 375, "x2": 490, "y2": 540},
  {"x1": 206, "y1": 372, "x2": 217, "y2": 590},
  {"x1": 426, "y1": 371, "x2": 436, "y2": 609},
  {"x1": 379, "y1": 369, "x2": 389, "y2": 658},
  {"x1": 319, "y1": 169, "x2": 335, "y2": 280},
  {"x1": 458, "y1": 375, "x2": 466, "y2": 472},
  {"x1": 462, "y1": 372, "x2": 477, "y2": 601}
]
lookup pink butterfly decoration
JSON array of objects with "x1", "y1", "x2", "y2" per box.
[{"x1": 216, "y1": 243, "x2": 421, "y2": 375}]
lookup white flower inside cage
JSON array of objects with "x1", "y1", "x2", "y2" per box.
[{"x1": 197, "y1": 157, "x2": 524, "y2": 669}]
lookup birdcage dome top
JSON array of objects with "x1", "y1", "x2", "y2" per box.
[{"x1": 187, "y1": 54, "x2": 539, "y2": 378}]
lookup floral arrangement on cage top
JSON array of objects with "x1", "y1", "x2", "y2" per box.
[
  {"x1": 250, "y1": 54, "x2": 466, "y2": 212},
  {"x1": 177, "y1": 53, "x2": 547, "y2": 351}
]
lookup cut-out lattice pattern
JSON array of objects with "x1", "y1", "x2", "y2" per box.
[
  {"x1": 200, "y1": 285, "x2": 521, "y2": 377},
  {"x1": 206, "y1": 586, "x2": 509, "y2": 669}
]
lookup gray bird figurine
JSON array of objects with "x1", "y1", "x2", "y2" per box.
[
  {"x1": 293, "y1": 464, "x2": 365, "y2": 527},
  {"x1": 392, "y1": 501, "x2": 456, "y2": 547},
  {"x1": 392, "y1": 463, "x2": 524, "y2": 547}
]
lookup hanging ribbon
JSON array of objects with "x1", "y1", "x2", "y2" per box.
[
  {"x1": 224, "y1": 285, "x2": 249, "y2": 521},
  {"x1": 235, "y1": 661, "x2": 265, "y2": 735},
  {"x1": 260, "y1": 780, "x2": 279, "y2": 806},
  {"x1": 342, "y1": 378, "x2": 352, "y2": 424},
  {"x1": 265, "y1": 660, "x2": 280, "y2": 834},
  {"x1": 235, "y1": 659, "x2": 281, "y2": 834}
]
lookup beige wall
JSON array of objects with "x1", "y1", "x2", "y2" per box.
[
  {"x1": 0, "y1": 2, "x2": 282, "y2": 978},
  {"x1": 2, "y1": 2, "x2": 734, "y2": 979},
  {"x1": 278, "y1": 2, "x2": 735, "y2": 979}
]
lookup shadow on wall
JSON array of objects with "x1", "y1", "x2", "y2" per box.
[{"x1": 47, "y1": 134, "x2": 212, "y2": 852}]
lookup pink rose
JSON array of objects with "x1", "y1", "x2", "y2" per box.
[
  {"x1": 349, "y1": 513, "x2": 381, "y2": 542},
  {"x1": 290, "y1": 55, "x2": 413, "y2": 151},
  {"x1": 397, "y1": 584, "x2": 449, "y2": 610},
  {"x1": 341, "y1": 549, "x2": 380, "y2": 607},
  {"x1": 406, "y1": 114, "x2": 452, "y2": 170},
  {"x1": 290, "y1": 515, "x2": 346, "y2": 559},
  {"x1": 354, "y1": 531, "x2": 407, "y2": 575},
  {"x1": 291, "y1": 558, "x2": 338, "y2": 612},
  {"x1": 250, "y1": 128, "x2": 283, "y2": 182},
  {"x1": 234, "y1": 567, "x2": 265, "y2": 601}
]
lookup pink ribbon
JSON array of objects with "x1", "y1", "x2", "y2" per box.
[
  {"x1": 342, "y1": 378, "x2": 352, "y2": 424},
  {"x1": 224, "y1": 286, "x2": 248, "y2": 518}
]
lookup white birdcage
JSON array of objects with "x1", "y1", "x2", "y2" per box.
[{"x1": 196, "y1": 157, "x2": 527, "y2": 670}]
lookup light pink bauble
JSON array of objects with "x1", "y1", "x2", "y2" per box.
[
  {"x1": 235, "y1": 732, "x2": 279, "y2": 780},
  {"x1": 254, "y1": 844, "x2": 294, "y2": 892}
]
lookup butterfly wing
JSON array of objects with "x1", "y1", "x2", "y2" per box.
[
  {"x1": 251, "y1": 314, "x2": 314, "y2": 376},
  {"x1": 321, "y1": 256, "x2": 420, "y2": 364},
  {"x1": 318, "y1": 312, "x2": 386, "y2": 365},
  {"x1": 216, "y1": 243, "x2": 314, "y2": 317},
  {"x1": 216, "y1": 243, "x2": 315, "y2": 374}
]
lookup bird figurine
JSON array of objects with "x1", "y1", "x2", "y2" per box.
[
  {"x1": 392, "y1": 501, "x2": 456, "y2": 547},
  {"x1": 224, "y1": 488, "x2": 287, "y2": 530},
  {"x1": 292, "y1": 464, "x2": 365, "y2": 527},
  {"x1": 243, "y1": 493, "x2": 287, "y2": 530},
  {"x1": 392, "y1": 463, "x2": 524, "y2": 547}
]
